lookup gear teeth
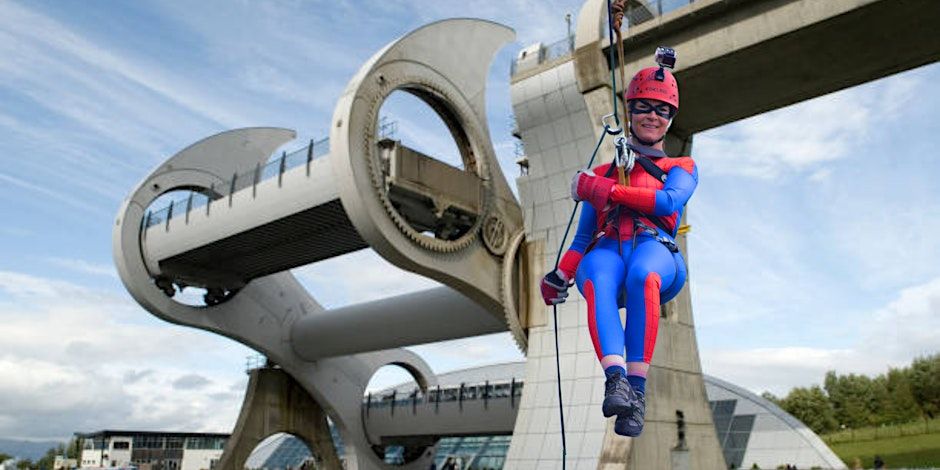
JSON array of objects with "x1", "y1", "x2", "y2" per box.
[
  {"x1": 363, "y1": 76, "x2": 492, "y2": 253},
  {"x1": 500, "y1": 229, "x2": 528, "y2": 353},
  {"x1": 360, "y1": 74, "x2": 526, "y2": 351}
]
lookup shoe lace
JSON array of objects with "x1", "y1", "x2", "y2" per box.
[{"x1": 605, "y1": 373, "x2": 629, "y2": 395}]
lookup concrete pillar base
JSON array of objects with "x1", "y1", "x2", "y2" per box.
[{"x1": 217, "y1": 367, "x2": 342, "y2": 470}]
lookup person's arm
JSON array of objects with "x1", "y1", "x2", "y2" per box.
[
  {"x1": 608, "y1": 164, "x2": 698, "y2": 216},
  {"x1": 573, "y1": 159, "x2": 698, "y2": 216},
  {"x1": 541, "y1": 203, "x2": 597, "y2": 305},
  {"x1": 556, "y1": 202, "x2": 597, "y2": 277}
]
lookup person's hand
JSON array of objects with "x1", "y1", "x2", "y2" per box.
[
  {"x1": 540, "y1": 269, "x2": 572, "y2": 305},
  {"x1": 571, "y1": 170, "x2": 614, "y2": 210}
]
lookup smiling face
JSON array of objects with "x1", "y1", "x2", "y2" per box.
[{"x1": 628, "y1": 98, "x2": 675, "y2": 147}]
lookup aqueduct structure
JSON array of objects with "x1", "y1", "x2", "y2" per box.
[{"x1": 113, "y1": 0, "x2": 939, "y2": 468}]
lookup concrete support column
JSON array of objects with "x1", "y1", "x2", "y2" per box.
[
  {"x1": 216, "y1": 367, "x2": 342, "y2": 470},
  {"x1": 506, "y1": 1, "x2": 724, "y2": 460}
]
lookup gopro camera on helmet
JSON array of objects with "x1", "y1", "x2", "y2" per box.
[{"x1": 655, "y1": 47, "x2": 676, "y2": 69}]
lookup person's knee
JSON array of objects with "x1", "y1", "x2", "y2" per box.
[
  {"x1": 626, "y1": 265, "x2": 654, "y2": 289},
  {"x1": 660, "y1": 254, "x2": 687, "y2": 302}
]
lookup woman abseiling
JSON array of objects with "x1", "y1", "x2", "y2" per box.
[{"x1": 540, "y1": 59, "x2": 698, "y2": 437}]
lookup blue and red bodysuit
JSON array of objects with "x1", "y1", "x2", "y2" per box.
[{"x1": 558, "y1": 152, "x2": 698, "y2": 365}]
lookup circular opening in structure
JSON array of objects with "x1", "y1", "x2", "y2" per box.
[
  {"x1": 376, "y1": 89, "x2": 481, "y2": 242},
  {"x1": 378, "y1": 90, "x2": 465, "y2": 169},
  {"x1": 363, "y1": 364, "x2": 435, "y2": 465},
  {"x1": 142, "y1": 189, "x2": 239, "y2": 308},
  {"x1": 364, "y1": 363, "x2": 426, "y2": 405}
]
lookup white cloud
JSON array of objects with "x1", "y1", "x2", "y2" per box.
[
  {"x1": 0, "y1": 173, "x2": 110, "y2": 218},
  {"x1": 0, "y1": 266, "x2": 522, "y2": 439},
  {"x1": 172, "y1": 374, "x2": 212, "y2": 391},
  {"x1": 394, "y1": 0, "x2": 580, "y2": 47},
  {"x1": 46, "y1": 258, "x2": 117, "y2": 278},
  {"x1": 864, "y1": 277, "x2": 940, "y2": 360},
  {"x1": 0, "y1": 271, "x2": 249, "y2": 440},
  {"x1": 293, "y1": 250, "x2": 440, "y2": 309},
  {"x1": 695, "y1": 72, "x2": 922, "y2": 180},
  {"x1": 0, "y1": 2, "x2": 252, "y2": 129},
  {"x1": 702, "y1": 276, "x2": 940, "y2": 396},
  {"x1": 410, "y1": 332, "x2": 524, "y2": 374}
]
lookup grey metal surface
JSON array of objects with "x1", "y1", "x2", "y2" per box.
[
  {"x1": 157, "y1": 200, "x2": 366, "y2": 287},
  {"x1": 329, "y1": 18, "x2": 528, "y2": 349},
  {"x1": 291, "y1": 287, "x2": 506, "y2": 360},
  {"x1": 574, "y1": 0, "x2": 940, "y2": 139},
  {"x1": 109, "y1": 2, "x2": 926, "y2": 467},
  {"x1": 113, "y1": 127, "x2": 441, "y2": 470},
  {"x1": 114, "y1": 20, "x2": 524, "y2": 470},
  {"x1": 140, "y1": 149, "x2": 352, "y2": 288}
]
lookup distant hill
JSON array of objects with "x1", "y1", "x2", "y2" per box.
[{"x1": 0, "y1": 439, "x2": 63, "y2": 461}]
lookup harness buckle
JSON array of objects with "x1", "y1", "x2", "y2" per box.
[
  {"x1": 657, "y1": 236, "x2": 680, "y2": 253},
  {"x1": 633, "y1": 218, "x2": 679, "y2": 253}
]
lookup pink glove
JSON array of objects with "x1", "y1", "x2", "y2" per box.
[
  {"x1": 541, "y1": 269, "x2": 572, "y2": 305},
  {"x1": 571, "y1": 170, "x2": 614, "y2": 210}
]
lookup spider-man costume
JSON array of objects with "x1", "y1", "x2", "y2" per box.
[
  {"x1": 561, "y1": 154, "x2": 697, "y2": 364},
  {"x1": 540, "y1": 57, "x2": 694, "y2": 436}
]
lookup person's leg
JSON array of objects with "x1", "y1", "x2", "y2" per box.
[
  {"x1": 616, "y1": 236, "x2": 680, "y2": 436},
  {"x1": 659, "y1": 250, "x2": 688, "y2": 305},
  {"x1": 575, "y1": 238, "x2": 633, "y2": 417},
  {"x1": 623, "y1": 237, "x2": 678, "y2": 384},
  {"x1": 575, "y1": 238, "x2": 627, "y2": 374}
]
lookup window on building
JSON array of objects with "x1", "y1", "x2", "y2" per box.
[{"x1": 166, "y1": 438, "x2": 183, "y2": 449}]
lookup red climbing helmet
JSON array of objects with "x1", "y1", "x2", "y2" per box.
[{"x1": 624, "y1": 66, "x2": 679, "y2": 110}]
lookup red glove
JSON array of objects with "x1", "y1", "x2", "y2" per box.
[
  {"x1": 541, "y1": 269, "x2": 572, "y2": 305},
  {"x1": 571, "y1": 170, "x2": 614, "y2": 210}
]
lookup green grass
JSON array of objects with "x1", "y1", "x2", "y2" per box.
[
  {"x1": 823, "y1": 418, "x2": 940, "y2": 445},
  {"x1": 829, "y1": 433, "x2": 940, "y2": 468}
]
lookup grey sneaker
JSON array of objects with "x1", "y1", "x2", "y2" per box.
[
  {"x1": 602, "y1": 372, "x2": 637, "y2": 418},
  {"x1": 614, "y1": 392, "x2": 646, "y2": 437}
]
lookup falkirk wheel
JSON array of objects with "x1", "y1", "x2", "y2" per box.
[{"x1": 113, "y1": 9, "x2": 726, "y2": 470}]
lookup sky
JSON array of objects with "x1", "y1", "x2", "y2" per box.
[{"x1": 1, "y1": 0, "x2": 938, "y2": 443}]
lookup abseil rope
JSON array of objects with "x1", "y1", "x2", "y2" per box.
[{"x1": 551, "y1": 2, "x2": 626, "y2": 467}]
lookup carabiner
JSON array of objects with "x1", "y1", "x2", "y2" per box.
[
  {"x1": 614, "y1": 136, "x2": 634, "y2": 173},
  {"x1": 601, "y1": 113, "x2": 623, "y2": 135}
]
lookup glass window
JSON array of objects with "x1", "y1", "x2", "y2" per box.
[
  {"x1": 713, "y1": 400, "x2": 736, "y2": 416},
  {"x1": 730, "y1": 415, "x2": 755, "y2": 432},
  {"x1": 726, "y1": 432, "x2": 749, "y2": 449},
  {"x1": 166, "y1": 437, "x2": 183, "y2": 449}
]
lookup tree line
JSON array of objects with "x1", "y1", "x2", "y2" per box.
[
  {"x1": 0, "y1": 438, "x2": 81, "y2": 470},
  {"x1": 761, "y1": 353, "x2": 940, "y2": 435}
]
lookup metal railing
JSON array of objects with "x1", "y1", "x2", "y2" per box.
[
  {"x1": 510, "y1": 35, "x2": 574, "y2": 76},
  {"x1": 142, "y1": 137, "x2": 330, "y2": 230},
  {"x1": 363, "y1": 379, "x2": 525, "y2": 415},
  {"x1": 510, "y1": 0, "x2": 695, "y2": 76}
]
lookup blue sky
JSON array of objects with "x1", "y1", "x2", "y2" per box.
[{"x1": 0, "y1": 0, "x2": 938, "y2": 441}]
